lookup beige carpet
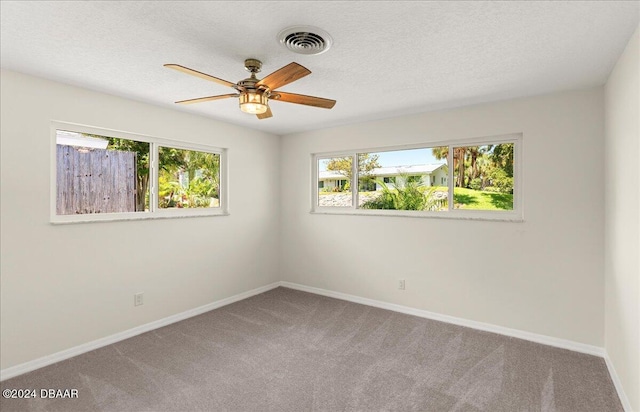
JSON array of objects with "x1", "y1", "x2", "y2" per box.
[{"x1": 0, "y1": 287, "x2": 622, "y2": 411}]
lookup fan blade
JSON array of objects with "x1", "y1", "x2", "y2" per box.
[
  {"x1": 271, "y1": 92, "x2": 336, "y2": 109},
  {"x1": 256, "y1": 62, "x2": 311, "y2": 90},
  {"x1": 175, "y1": 94, "x2": 238, "y2": 105},
  {"x1": 164, "y1": 64, "x2": 236, "y2": 88},
  {"x1": 256, "y1": 106, "x2": 273, "y2": 120}
]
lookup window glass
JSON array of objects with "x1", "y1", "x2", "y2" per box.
[
  {"x1": 452, "y1": 144, "x2": 514, "y2": 210},
  {"x1": 312, "y1": 135, "x2": 520, "y2": 220},
  {"x1": 55, "y1": 130, "x2": 149, "y2": 215},
  {"x1": 158, "y1": 147, "x2": 220, "y2": 209},
  {"x1": 357, "y1": 147, "x2": 448, "y2": 211},
  {"x1": 53, "y1": 124, "x2": 227, "y2": 223},
  {"x1": 318, "y1": 156, "x2": 352, "y2": 207}
]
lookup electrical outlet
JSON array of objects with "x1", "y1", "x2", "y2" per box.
[
  {"x1": 134, "y1": 292, "x2": 144, "y2": 306},
  {"x1": 398, "y1": 280, "x2": 406, "y2": 290}
]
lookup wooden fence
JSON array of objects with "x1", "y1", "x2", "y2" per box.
[{"x1": 56, "y1": 145, "x2": 137, "y2": 215}]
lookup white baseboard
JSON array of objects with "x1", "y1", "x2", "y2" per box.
[
  {"x1": 279, "y1": 281, "x2": 605, "y2": 357},
  {"x1": 604, "y1": 353, "x2": 634, "y2": 412},
  {"x1": 0, "y1": 282, "x2": 280, "y2": 382}
]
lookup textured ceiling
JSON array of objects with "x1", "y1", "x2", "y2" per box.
[{"x1": 1, "y1": 1, "x2": 638, "y2": 135}]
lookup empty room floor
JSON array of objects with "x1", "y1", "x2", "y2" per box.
[{"x1": 0, "y1": 287, "x2": 622, "y2": 411}]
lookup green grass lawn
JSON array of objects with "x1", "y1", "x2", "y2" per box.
[{"x1": 450, "y1": 187, "x2": 513, "y2": 210}]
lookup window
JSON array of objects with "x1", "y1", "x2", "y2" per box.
[
  {"x1": 317, "y1": 156, "x2": 352, "y2": 207},
  {"x1": 158, "y1": 147, "x2": 220, "y2": 209},
  {"x1": 357, "y1": 146, "x2": 448, "y2": 212},
  {"x1": 312, "y1": 133, "x2": 522, "y2": 220},
  {"x1": 52, "y1": 122, "x2": 227, "y2": 223},
  {"x1": 55, "y1": 131, "x2": 149, "y2": 215},
  {"x1": 452, "y1": 144, "x2": 514, "y2": 211}
]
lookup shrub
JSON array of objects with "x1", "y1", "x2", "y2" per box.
[
  {"x1": 361, "y1": 174, "x2": 442, "y2": 211},
  {"x1": 469, "y1": 178, "x2": 482, "y2": 191},
  {"x1": 488, "y1": 168, "x2": 513, "y2": 194},
  {"x1": 360, "y1": 190, "x2": 395, "y2": 210},
  {"x1": 495, "y1": 177, "x2": 513, "y2": 193}
]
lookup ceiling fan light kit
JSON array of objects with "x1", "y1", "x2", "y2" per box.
[
  {"x1": 165, "y1": 54, "x2": 336, "y2": 120},
  {"x1": 237, "y1": 58, "x2": 268, "y2": 115},
  {"x1": 239, "y1": 92, "x2": 268, "y2": 115}
]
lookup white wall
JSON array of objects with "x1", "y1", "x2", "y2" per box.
[
  {"x1": 605, "y1": 26, "x2": 639, "y2": 411},
  {"x1": 0, "y1": 70, "x2": 281, "y2": 370},
  {"x1": 2, "y1": 61, "x2": 630, "y2": 394},
  {"x1": 281, "y1": 87, "x2": 605, "y2": 346}
]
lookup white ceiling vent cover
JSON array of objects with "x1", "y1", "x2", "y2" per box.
[{"x1": 277, "y1": 26, "x2": 333, "y2": 55}]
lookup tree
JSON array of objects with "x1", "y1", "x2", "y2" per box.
[
  {"x1": 465, "y1": 145, "x2": 495, "y2": 187},
  {"x1": 474, "y1": 154, "x2": 492, "y2": 189},
  {"x1": 157, "y1": 148, "x2": 220, "y2": 208},
  {"x1": 433, "y1": 144, "x2": 514, "y2": 193},
  {"x1": 431, "y1": 146, "x2": 448, "y2": 162},
  {"x1": 325, "y1": 154, "x2": 380, "y2": 188},
  {"x1": 432, "y1": 146, "x2": 467, "y2": 187},
  {"x1": 161, "y1": 148, "x2": 220, "y2": 188},
  {"x1": 187, "y1": 150, "x2": 220, "y2": 186},
  {"x1": 491, "y1": 143, "x2": 514, "y2": 177}
]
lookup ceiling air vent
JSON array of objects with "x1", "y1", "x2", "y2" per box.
[{"x1": 277, "y1": 26, "x2": 333, "y2": 55}]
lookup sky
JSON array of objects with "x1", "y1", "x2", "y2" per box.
[{"x1": 319, "y1": 147, "x2": 445, "y2": 172}]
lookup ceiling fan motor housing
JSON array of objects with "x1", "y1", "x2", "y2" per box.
[{"x1": 244, "y1": 58, "x2": 262, "y2": 74}]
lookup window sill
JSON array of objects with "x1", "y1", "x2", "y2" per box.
[
  {"x1": 50, "y1": 210, "x2": 229, "y2": 225},
  {"x1": 311, "y1": 208, "x2": 523, "y2": 222}
]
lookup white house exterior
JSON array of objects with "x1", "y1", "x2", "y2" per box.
[{"x1": 319, "y1": 163, "x2": 448, "y2": 191}]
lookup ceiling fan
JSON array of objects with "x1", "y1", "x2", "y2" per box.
[{"x1": 164, "y1": 59, "x2": 336, "y2": 119}]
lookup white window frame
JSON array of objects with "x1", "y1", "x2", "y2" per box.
[
  {"x1": 50, "y1": 121, "x2": 228, "y2": 224},
  {"x1": 312, "y1": 133, "x2": 523, "y2": 221}
]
